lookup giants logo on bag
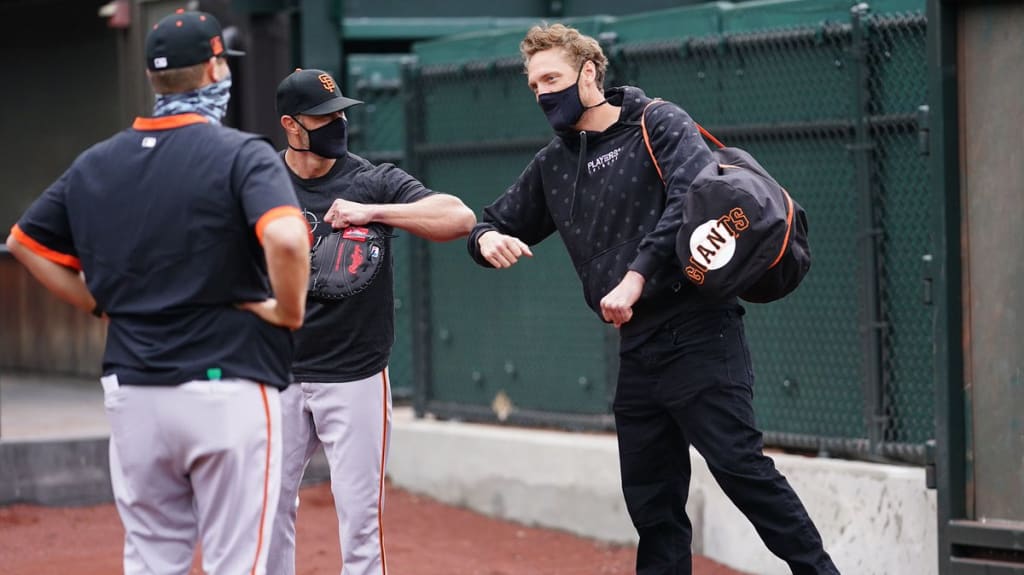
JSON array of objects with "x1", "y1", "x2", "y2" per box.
[{"x1": 685, "y1": 207, "x2": 750, "y2": 285}]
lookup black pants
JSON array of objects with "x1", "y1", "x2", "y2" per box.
[{"x1": 614, "y1": 307, "x2": 838, "y2": 575}]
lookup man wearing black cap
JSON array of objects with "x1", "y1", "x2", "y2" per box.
[
  {"x1": 267, "y1": 68, "x2": 476, "y2": 575},
  {"x1": 6, "y1": 9, "x2": 310, "y2": 575}
]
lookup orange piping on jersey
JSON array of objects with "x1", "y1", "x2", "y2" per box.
[
  {"x1": 250, "y1": 384, "x2": 273, "y2": 575},
  {"x1": 378, "y1": 370, "x2": 390, "y2": 574},
  {"x1": 132, "y1": 113, "x2": 209, "y2": 131},
  {"x1": 9, "y1": 224, "x2": 82, "y2": 271},
  {"x1": 254, "y1": 206, "x2": 307, "y2": 245}
]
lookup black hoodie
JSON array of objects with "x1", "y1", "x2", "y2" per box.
[{"x1": 468, "y1": 86, "x2": 733, "y2": 336}]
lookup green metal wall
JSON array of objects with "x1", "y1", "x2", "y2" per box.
[
  {"x1": 341, "y1": 0, "x2": 714, "y2": 18},
  {"x1": 404, "y1": 22, "x2": 618, "y2": 423}
]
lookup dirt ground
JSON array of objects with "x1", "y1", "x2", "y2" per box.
[{"x1": 0, "y1": 481, "x2": 746, "y2": 575}]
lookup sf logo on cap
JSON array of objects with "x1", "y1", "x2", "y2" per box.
[{"x1": 318, "y1": 73, "x2": 336, "y2": 93}]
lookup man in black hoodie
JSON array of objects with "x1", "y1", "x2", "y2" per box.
[{"x1": 467, "y1": 24, "x2": 839, "y2": 575}]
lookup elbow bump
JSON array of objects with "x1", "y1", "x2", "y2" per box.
[
  {"x1": 431, "y1": 207, "x2": 475, "y2": 241},
  {"x1": 457, "y1": 207, "x2": 477, "y2": 235}
]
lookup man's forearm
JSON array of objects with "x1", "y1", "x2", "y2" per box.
[
  {"x1": 6, "y1": 234, "x2": 97, "y2": 314},
  {"x1": 261, "y1": 218, "x2": 311, "y2": 328},
  {"x1": 372, "y1": 195, "x2": 476, "y2": 241}
]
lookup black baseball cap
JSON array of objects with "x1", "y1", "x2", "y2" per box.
[
  {"x1": 276, "y1": 69, "x2": 363, "y2": 116},
  {"x1": 145, "y1": 9, "x2": 244, "y2": 71}
]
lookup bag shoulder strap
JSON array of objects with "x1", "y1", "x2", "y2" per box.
[{"x1": 640, "y1": 98, "x2": 725, "y2": 185}]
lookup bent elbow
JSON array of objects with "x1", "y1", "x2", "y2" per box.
[
  {"x1": 5, "y1": 233, "x2": 30, "y2": 264},
  {"x1": 264, "y1": 220, "x2": 312, "y2": 259},
  {"x1": 458, "y1": 206, "x2": 477, "y2": 234},
  {"x1": 281, "y1": 234, "x2": 311, "y2": 261},
  {"x1": 6, "y1": 233, "x2": 25, "y2": 255},
  {"x1": 445, "y1": 206, "x2": 477, "y2": 240}
]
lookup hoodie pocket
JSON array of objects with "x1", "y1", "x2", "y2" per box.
[{"x1": 577, "y1": 235, "x2": 644, "y2": 311}]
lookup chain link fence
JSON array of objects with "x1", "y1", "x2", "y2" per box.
[
  {"x1": 350, "y1": 2, "x2": 931, "y2": 461},
  {"x1": 866, "y1": 11, "x2": 931, "y2": 451}
]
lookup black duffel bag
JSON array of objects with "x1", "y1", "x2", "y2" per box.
[{"x1": 641, "y1": 101, "x2": 810, "y2": 303}]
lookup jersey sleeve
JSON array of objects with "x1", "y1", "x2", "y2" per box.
[
  {"x1": 467, "y1": 155, "x2": 556, "y2": 268},
  {"x1": 231, "y1": 139, "x2": 305, "y2": 244},
  {"x1": 12, "y1": 170, "x2": 81, "y2": 270},
  {"x1": 630, "y1": 101, "x2": 713, "y2": 279},
  {"x1": 372, "y1": 163, "x2": 436, "y2": 205}
]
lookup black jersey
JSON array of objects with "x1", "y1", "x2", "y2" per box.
[
  {"x1": 14, "y1": 113, "x2": 303, "y2": 388},
  {"x1": 285, "y1": 152, "x2": 434, "y2": 383}
]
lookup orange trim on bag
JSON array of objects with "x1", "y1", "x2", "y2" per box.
[
  {"x1": 132, "y1": 114, "x2": 209, "y2": 131},
  {"x1": 697, "y1": 124, "x2": 726, "y2": 150},
  {"x1": 640, "y1": 101, "x2": 665, "y2": 184},
  {"x1": 9, "y1": 224, "x2": 82, "y2": 271},
  {"x1": 378, "y1": 369, "x2": 390, "y2": 574},
  {"x1": 250, "y1": 384, "x2": 273, "y2": 575},
  {"x1": 254, "y1": 206, "x2": 307, "y2": 245},
  {"x1": 767, "y1": 189, "x2": 795, "y2": 270},
  {"x1": 640, "y1": 99, "x2": 793, "y2": 274},
  {"x1": 641, "y1": 99, "x2": 727, "y2": 187}
]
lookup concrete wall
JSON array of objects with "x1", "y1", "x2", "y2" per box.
[
  {"x1": 0, "y1": 438, "x2": 112, "y2": 506},
  {"x1": 388, "y1": 412, "x2": 938, "y2": 575}
]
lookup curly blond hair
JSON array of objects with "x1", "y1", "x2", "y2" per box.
[{"x1": 520, "y1": 23, "x2": 608, "y2": 87}]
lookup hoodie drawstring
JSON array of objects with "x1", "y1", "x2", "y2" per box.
[{"x1": 568, "y1": 130, "x2": 587, "y2": 225}]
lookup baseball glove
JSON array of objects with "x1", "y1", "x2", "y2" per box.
[{"x1": 308, "y1": 224, "x2": 387, "y2": 300}]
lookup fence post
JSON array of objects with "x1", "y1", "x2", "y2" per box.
[
  {"x1": 600, "y1": 30, "x2": 621, "y2": 87},
  {"x1": 298, "y1": 0, "x2": 342, "y2": 77},
  {"x1": 850, "y1": 2, "x2": 889, "y2": 457},
  {"x1": 402, "y1": 60, "x2": 432, "y2": 418}
]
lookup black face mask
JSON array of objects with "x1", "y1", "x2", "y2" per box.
[
  {"x1": 290, "y1": 116, "x2": 348, "y2": 159},
  {"x1": 537, "y1": 62, "x2": 606, "y2": 132}
]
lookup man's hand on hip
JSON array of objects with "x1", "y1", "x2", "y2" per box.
[{"x1": 238, "y1": 298, "x2": 302, "y2": 330}]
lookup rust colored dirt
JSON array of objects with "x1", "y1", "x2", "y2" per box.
[{"x1": 0, "y1": 481, "x2": 746, "y2": 574}]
